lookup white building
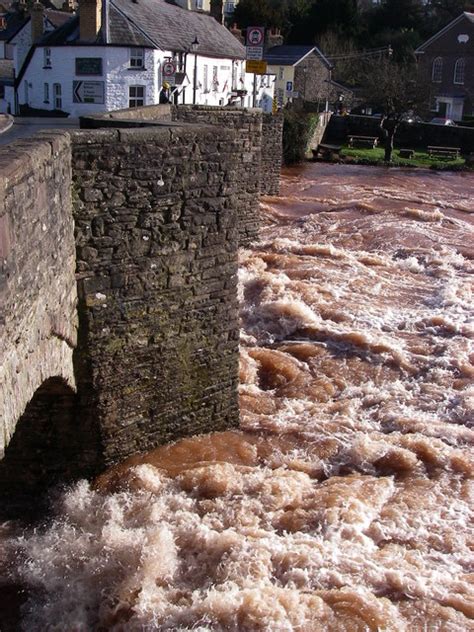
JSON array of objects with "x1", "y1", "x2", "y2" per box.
[{"x1": 8, "y1": 0, "x2": 273, "y2": 116}]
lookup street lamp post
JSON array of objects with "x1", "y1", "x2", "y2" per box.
[{"x1": 190, "y1": 36, "x2": 199, "y2": 105}]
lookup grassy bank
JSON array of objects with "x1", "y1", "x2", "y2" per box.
[{"x1": 340, "y1": 146, "x2": 467, "y2": 169}]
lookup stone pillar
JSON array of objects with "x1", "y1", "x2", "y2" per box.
[{"x1": 70, "y1": 125, "x2": 242, "y2": 465}]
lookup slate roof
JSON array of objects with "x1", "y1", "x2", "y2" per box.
[
  {"x1": 0, "y1": 11, "x2": 28, "y2": 41},
  {"x1": 265, "y1": 45, "x2": 332, "y2": 69},
  {"x1": 41, "y1": 0, "x2": 246, "y2": 58},
  {"x1": 110, "y1": 0, "x2": 246, "y2": 58},
  {"x1": 45, "y1": 8, "x2": 75, "y2": 29}
]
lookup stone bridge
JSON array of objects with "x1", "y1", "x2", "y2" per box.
[{"x1": 0, "y1": 107, "x2": 283, "y2": 512}]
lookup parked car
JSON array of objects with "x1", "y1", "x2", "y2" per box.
[{"x1": 429, "y1": 117, "x2": 456, "y2": 126}]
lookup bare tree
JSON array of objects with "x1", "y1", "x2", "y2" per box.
[{"x1": 360, "y1": 57, "x2": 429, "y2": 161}]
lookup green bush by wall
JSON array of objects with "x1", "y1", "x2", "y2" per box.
[{"x1": 282, "y1": 110, "x2": 319, "y2": 165}]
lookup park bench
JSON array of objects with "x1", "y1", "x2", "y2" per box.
[
  {"x1": 398, "y1": 149, "x2": 415, "y2": 159},
  {"x1": 312, "y1": 143, "x2": 342, "y2": 160},
  {"x1": 348, "y1": 135, "x2": 378, "y2": 148},
  {"x1": 427, "y1": 146, "x2": 460, "y2": 160}
]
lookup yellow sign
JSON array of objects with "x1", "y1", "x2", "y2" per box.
[{"x1": 245, "y1": 60, "x2": 268, "y2": 75}]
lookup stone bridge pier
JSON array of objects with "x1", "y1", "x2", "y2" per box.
[{"x1": 0, "y1": 109, "x2": 283, "y2": 515}]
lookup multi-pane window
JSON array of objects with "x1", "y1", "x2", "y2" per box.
[
  {"x1": 212, "y1": 66, "x2": 218, "y2": 91},
  {"x1": 53, "y1": 83, "x2": 61, "y2": 109},
  {"x1": 129, "y1": 85, "x2": 145, "y2": 107},
  {"x1": 44, "y1": 47, "x2": 52, "y2": 68},
  {"x1": 454, "y1": 58, "x2": 465, "y2": 85},
  {"x1": 130, "y1": 48, "x2": 144, "y2": 68},
  {"x1": 432, "y1": 57, "x2": 443, "y2": 82},
  {"x1": 203, "y1": 65, "x2": 209, "y2": 92}
]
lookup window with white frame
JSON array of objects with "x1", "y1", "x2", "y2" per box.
[
  {"x1": 454, "y1": 58, "x2": 465, "y2": 85},
  {"x1": 130, "y1": 48, "x2": 144, "y2": 68},
  {"x1": 44, "y1": 47, "x2": 52, "y2": 68},
  {"x1": 195, "y1": 0, "x2": 203, "y2": 9},
  {"x1": 432, "y1": 57, "x2": 443, "y2": 82},
  {"x1": 203, "y1": 65, "x2": 209, "y2": 92},
  {"x1": 129, "y1": 85, "x2": 145, "y2": 107},
  {"x1": 212, "y1": 65, "x2": 218, "y2": 91},
  {"x1": 53, "y1": 83, "x2": 61, "y2": 109},
  {"x1": 43, "y1": 82, "x2": 49, "y2": 103}
]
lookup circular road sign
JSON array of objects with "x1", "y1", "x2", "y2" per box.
[
  {"x1": 163, "y1": 61, "x2": 176, "y2": 77},
  {"x1": 247, "y1": 27, "x2": 264, "y2": 47}
]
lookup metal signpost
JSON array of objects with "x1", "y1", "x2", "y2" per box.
[
  {"x1": 246, "y1": 27, "x2": 265, "y2": 108},
  {"x1": 162, "y1": 60, "x2": 176, "y2": 86}
]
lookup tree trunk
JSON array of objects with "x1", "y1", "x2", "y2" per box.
[{"x1": 384, "y1": 131, "x2": 394, "y2": 162}]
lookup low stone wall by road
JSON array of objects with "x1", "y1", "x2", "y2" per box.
[
  {"x1": 71, "y1": 124, "x2": 242, "y2": 465},
  {"x1": 0, "y1": 132, "x2": 77, "y2": 459}
]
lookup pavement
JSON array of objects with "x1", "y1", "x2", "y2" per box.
[{"x1": 0, "y1": 116, "x2": 79, "y2": 146}]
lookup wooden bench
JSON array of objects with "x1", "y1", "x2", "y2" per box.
[
  {"x1": 348, "y1": 135, "x2": 378, "y2": 149},
  {"x1": 398, "y1": 149, "x2": 415, "y2": 159},
  {"x1": 312, "y1": 143, "x2": 342, "y2": 160},
  {"x1": 427, "y1": 146, "x2": 460, "y2": 159}
]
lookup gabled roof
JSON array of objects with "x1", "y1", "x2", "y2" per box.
[
  {"x1": 40, "y1": 0, "x2": 245, "y2": 58},
  {"x1": 110, "y1": 0, "x2": 246, "y2": 58},
  {"x1": 45, "y1": 8, "x2": 75, "y2": 29},
  {"x1": 265, "y1": 45, "x2": 332, "y2": 69},
  {"x1": 415, "y1": 12, "x2": 474, "y2": 53}
]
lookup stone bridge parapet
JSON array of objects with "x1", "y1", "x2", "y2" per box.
[{"x1": 0, "y1": 132, "x2": 77, "y2": 459}]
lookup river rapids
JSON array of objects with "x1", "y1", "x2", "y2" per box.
[{"x1": 1, "y1": 163, "x2": 473, "y2": 631}]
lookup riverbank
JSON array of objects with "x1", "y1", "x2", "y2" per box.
[{"x1": 314, "y1": 145, "x2": 473, "y2": 171}]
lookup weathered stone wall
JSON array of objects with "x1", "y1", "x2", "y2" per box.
[
  {"x1": 70, "y1": 125, "x2": 241, "y2": 465},
  {"x1": 172, "y1": 105, "x2": 263, "y2": 245},
  {"x1": 0, "y1": 132, "x2": 78, "y2": 459},
  {"x1": 306, "y1": 112, "x2": 332, "y2": 156},
  {"x1": 261, "y1": 112, "x2": 283, "y2": 196}
]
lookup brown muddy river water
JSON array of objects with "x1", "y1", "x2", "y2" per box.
[{"x1": 2, "y1": 163, "x2": 474, "y2": 630}]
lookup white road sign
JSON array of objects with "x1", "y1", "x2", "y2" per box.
[
  {"x1": 72, "y1": 80, "x2": 104, "y2": 104},
  {"x1": 246, "y1": 46, "x2": 264, "y2": 61}
]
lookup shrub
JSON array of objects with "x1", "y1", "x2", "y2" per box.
[{"x1": 282, "y1": 109, "x2": 319, "y2": 164}]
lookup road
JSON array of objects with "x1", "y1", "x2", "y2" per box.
[{"x1": 0, "y1": 117, "x2": 79, "y2": 146}]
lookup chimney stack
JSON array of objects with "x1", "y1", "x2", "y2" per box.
[
  {"x1": 30, "y1": 1, "x2": 44, "y2": 43},
  {"x1": 80, "y1": 0, "x2": 102, "y2": 42}
]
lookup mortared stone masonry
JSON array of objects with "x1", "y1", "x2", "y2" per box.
[{"x1": 0, "y1": 108, "x2": 283, "y2": 510}]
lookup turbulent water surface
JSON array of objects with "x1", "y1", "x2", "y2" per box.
[{"x1": 2, "y1": 163, "x2": 474, "y2": 631}]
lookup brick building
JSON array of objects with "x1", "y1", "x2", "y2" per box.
[{"x1": 415, "y1": 12, "x2": 474, "y2": 121}]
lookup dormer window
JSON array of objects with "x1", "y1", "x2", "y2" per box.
[
  {"x1": 44, "y1": 47, "x2": 52, "y2": 68},
  {"x1": 431, "y1": 57, "x2": 442, "y2": 83},
  {"x1": 130, "y1": 48, "x2": 144, "y2": 69},
  {"x1": 454, "y1": 58, "x2": 465, "y2": 85}
]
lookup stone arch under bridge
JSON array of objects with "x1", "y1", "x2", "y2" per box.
[{"x1": 0, "y1": 377, "x2": 101, "y2": 518}]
